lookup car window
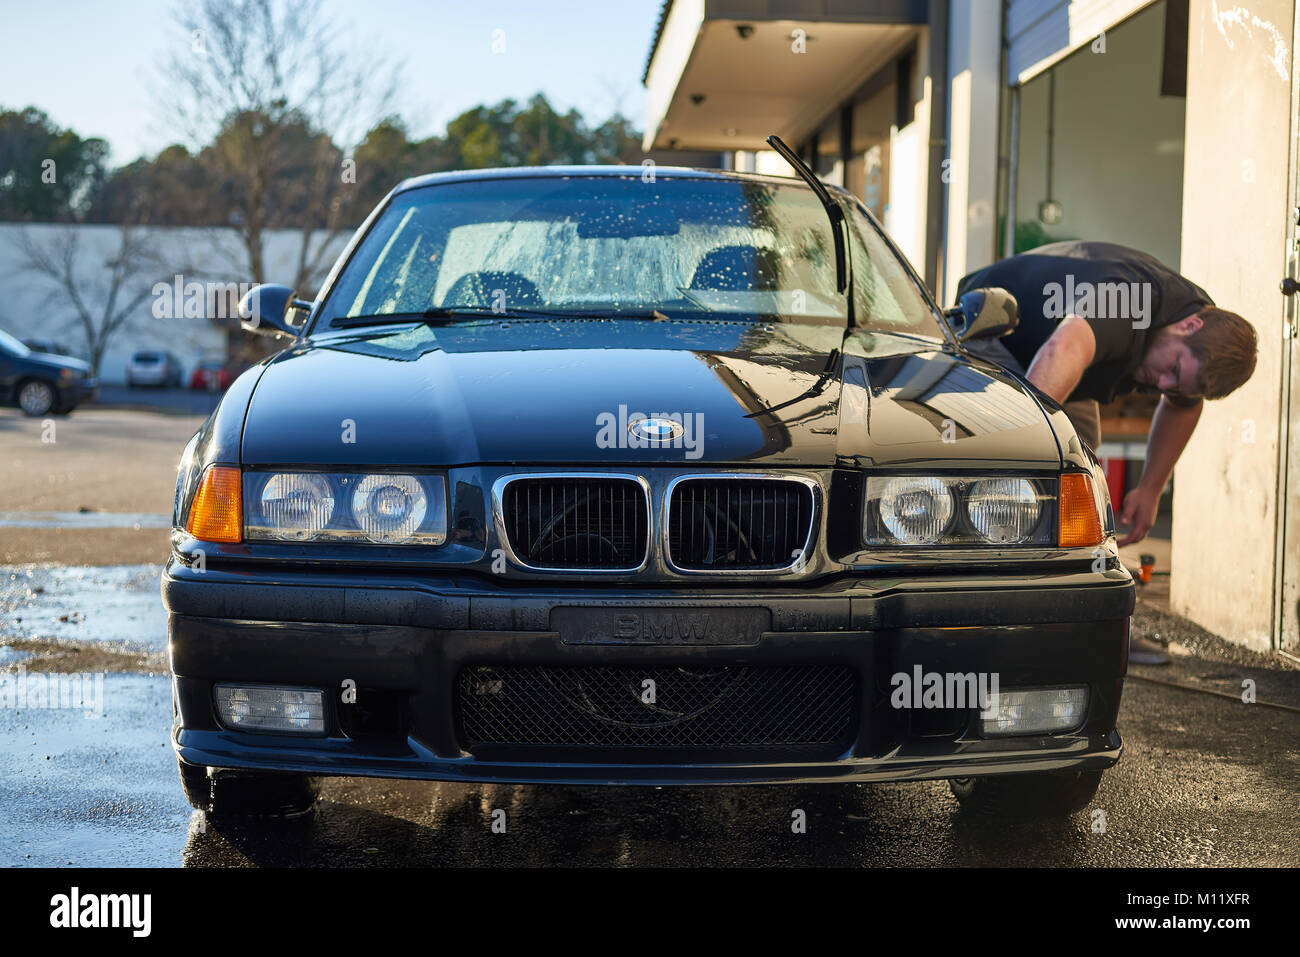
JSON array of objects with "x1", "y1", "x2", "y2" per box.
[
  {"x1": 0, "y1": 328, "x2": 32, "y2": 357},
  {"x1": 841, "y1": 199, "x2": 943, "y2": 336},
  {"x1": 319, "y1": 175, "x2": 944, "y2": 337}
]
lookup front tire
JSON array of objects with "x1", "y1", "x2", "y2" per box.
[
  {"x1": 178, "y1": 758, "x2": 318, "y2": 818},
  {"x1": 949, "y1": 769, "x2": 1103, "y2": 817},
  {"x1": 17, "y1": 378, "x2": 57, "y2": 416}
]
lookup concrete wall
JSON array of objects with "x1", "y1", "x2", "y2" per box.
[
  {"x1": 887, "y1": 26, "x2": 932, "y2": 272},
  {"x1": 1171, "y1": 0, "x2": 1295, "y2": 652},
  {"x1": 0, "y1": 224, "x2": 348, "y2": 386},
  {"x1": 1014, "y1": 1, "x2": 1186, "y2": 267},
  {"x1": 942, "y1": 0, "x2": 1003, "y2": 303}
]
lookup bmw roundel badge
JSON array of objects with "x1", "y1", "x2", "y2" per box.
[{"x1": 629, "y1": 416, "x2": 685, "y2": 443}]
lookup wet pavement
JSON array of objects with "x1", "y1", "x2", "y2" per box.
[
  {"x1": 2, "y1": 560, "x2": 1298, "y2": 868},
  {"x1": 0, "y1": 408, "x2": 202, "y2": 565},
  {"x1": 1, "y1": 564, "x2": 166, "y2": 656},
  {"x1": 0, "y1": 674, "x2": 187, "y2": 867}
]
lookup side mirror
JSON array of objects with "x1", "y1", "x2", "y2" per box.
[
  {"x1": 238, "y1": 284, "x2": 313, "y2": 339},
  {"x1": 946, "y1": 287, "x2": 1019, "y2": 342}
]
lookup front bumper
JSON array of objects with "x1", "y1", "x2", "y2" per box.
[
  {"x1": 164, "y1": 561, "x2": 1132, "y2": 785},
  {"x1": 63, "y1": 379, "x2": 98, "y2": 404}
]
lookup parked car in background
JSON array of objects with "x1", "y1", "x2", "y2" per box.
[
  {"x1": 127, "y1": 350, "x2": 183, "y2": 388},
  {"x1": 22, "y1": 338, "x2": 74, "y2": 357},
  {"x1": 190, "y1": 358, "x2": 233, "y2": 392},
  {"x1": 164, "y1": 157, "x2": 1131, "y2": 820},
  {"x1": 0, "y1": 327, "x2": 97, "y2": 416}
]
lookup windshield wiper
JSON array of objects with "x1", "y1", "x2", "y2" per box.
[
  {"x1": 330, "y1": 307, "x2": 534, "y2": 328},
  {"x1": 330, "y1": 311, "x2": 445, "y2": 328},
  {"x1": 425, "y1": 305, "x2": 676, "y2": 321},
  {"x1": 744, "y1": 348, "x2": 841, "y2": 419},
  {"x1": 330, "y1": 306, "x2": 675, "y2": 328},
  {"x1": 765, "y1": 134, "x2": 855, "y2": 330}
]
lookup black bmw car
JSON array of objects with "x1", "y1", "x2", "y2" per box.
[
  {"x1": 0, "y1": 328, "x2": 97, "y2": 416},
  {"x1": 163, "y1": 150, "x2": 1133, "y2": 819}
]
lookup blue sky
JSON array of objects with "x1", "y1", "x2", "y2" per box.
[{"x1": 0, "y1": 0, "x2": 663, "y2": 165}]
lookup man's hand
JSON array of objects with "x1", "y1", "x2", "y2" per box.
[
  {"x1": 1117, "y1": 484, "x2": 1159, "y2": 545},
  {"x1": 1118, "y1": 396, "x2": 1202, "y2": 545}
]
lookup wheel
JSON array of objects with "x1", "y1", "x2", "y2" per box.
[
  {"x1": 949, "y1": 769, "x2": 1103, "y2": 817},
  {"x1": 177, "y1": 758, "x2": 318, "y2": 818},
  {"x1": 17, "y1": 378, "x2": 57, "y2": 416}
]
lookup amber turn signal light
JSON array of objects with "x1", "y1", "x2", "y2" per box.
[
  {"x1": 1058, "y1": 472, "x2": 1103, "y2": 547},
  {"x1": 186, "y1": 466, "x2": 242, "y2": 543}
]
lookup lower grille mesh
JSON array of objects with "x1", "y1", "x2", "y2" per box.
[{"x1": 458, "y1": 664, "x2": 857, "y2": 750}]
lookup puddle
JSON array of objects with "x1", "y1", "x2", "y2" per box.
[
  {"x1": 0, "y1": 645, "x2": 34, "y2": 665},
  {"x1": 0, "y1": 673, "x2": 189, "y2": 866},
  {"x1": 0, "y1": 511, "x2": 171, "y2": 529},
  {"x1": 0, "y1": 564, "x2": 166, "y2": 653}
]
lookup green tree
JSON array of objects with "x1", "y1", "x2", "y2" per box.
[
  {"x1": 439, "y1": 95, "x2": 641, "y2": 169},
  {"x1": 0, "y1": 107, "x2": 109, "y2": 221},
  {"x1": 88, "y1": 145, "x2": 215, "y2": 226}
]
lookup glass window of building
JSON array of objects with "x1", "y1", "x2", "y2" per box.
[{"x1": 849, "y1": 79, "x2": 895, "y2": 220}]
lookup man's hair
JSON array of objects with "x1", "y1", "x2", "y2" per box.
[{"x1": 1186, "y1": 307, "x2": 1257, "y2": 399}]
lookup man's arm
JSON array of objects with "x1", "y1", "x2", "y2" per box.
[
  {"x1": 1118, "y1": 395, "x2": 1202, "y2": 545},
  {"x1": 1025, "y1": 315, "x2": 1096, "y2": 403}
]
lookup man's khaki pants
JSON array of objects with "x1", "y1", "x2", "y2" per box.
[{"x1": 1062, "y1": 399, "x2": 1101, "y2": 451}]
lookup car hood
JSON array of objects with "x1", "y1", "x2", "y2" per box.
[
  {"x1": 28, "y1": 353, "x2": 91, "y2": 374},
  {"x1": 239, "y1": 319, "x2": 1062, "y2": 469}
]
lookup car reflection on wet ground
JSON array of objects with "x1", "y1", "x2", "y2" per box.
[{"x1": 2, "y1": 561, "x2": 1298, "y2": 868}]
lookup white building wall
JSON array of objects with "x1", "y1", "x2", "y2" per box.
[
  {"x1": 942, "y1": 0, "x2": 1003, "y2": 304},
  {"x1": 1170, "y1": 0, "x2": 1296, "y2": 652},
  {"x1": 0, "y1": 224, "x2": 349, "y2": 385},
  {"x1": 886, "y1": 31, "x2": 933, "y2": 275}
]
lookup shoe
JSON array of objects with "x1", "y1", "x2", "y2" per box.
[{"x1": 1129, "y1": 634, "x2": 1171, "y2": 665}]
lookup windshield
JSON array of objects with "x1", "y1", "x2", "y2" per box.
[
  {"x1": 317, "y1": 175, "x2": 943, "y2": 337},
  {"x1": 0, "y1": 329, "x2": 32, "y2": 357}
]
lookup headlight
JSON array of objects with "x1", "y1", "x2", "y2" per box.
[
  {"x1": 876, "y1": 476, "x2": 954, "y2": 544},
  {"x1": 245, "y1": 471, "x2": 447, "y2": 545},
  {"x1": 966, "y1": 478, "x2": 1040, "y2": 544},
  {"x1": 351, "y1": 473, "x2": 427, "y2": 543},
  {"x1": 259, "y1": 472, "x2": 334, "y2": 540},
  {"x1": 864, "y1": 475, "x2": 1054, "y2": 546}
]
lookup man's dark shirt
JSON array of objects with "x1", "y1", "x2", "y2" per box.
[{"x1": 955, "y1": 241, "x2": 1212, "y2": 404}]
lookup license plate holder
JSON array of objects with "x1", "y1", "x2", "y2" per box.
[{"x1": 552, "y1": 606, "x2": 769, "y2": 646}]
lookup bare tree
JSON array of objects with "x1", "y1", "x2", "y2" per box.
[
  {"x1": 159, "y1": 0, "x2": 400, "y2": 295},
  {"x1": 13, "y1": 226, "x2": 169, "y2": 376}
]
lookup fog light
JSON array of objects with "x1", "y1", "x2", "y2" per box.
[
  {"x1": 214, "y1": 684, "x2": 325, "y2": 734},
  {"x1": 979, "y1": 686, "x2": 1088, "y2": 737}
]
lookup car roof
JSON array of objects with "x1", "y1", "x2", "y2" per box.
[{"x1": 392, "y1": 165, "x2": 834, "y2": 196}]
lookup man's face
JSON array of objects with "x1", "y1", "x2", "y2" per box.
[{"x1": 1134, "y1": 320, "x2": 1204, "y2": 401}]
